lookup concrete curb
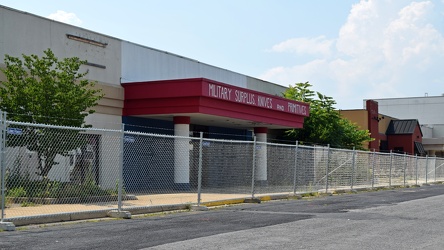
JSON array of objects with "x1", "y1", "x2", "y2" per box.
[
  {"x1": 244, "y1": 198, "x2": 261, "y2": 203},
  {"x1": 4, "y1": 210, "x2": 110, "y2": 226},
  {"x1": 190, "y1": 205, "x2": 209, "y2": 211},
  {"x1": 201, "y1": 198, "x2": 246, "y2": 207},
  {"x1": 4, "y1": 204, "x2": 191, "y2": 227},
  {"x1": 107, "y1": 210, "x2": 131, "y2": 219},
  {"x1": 0, "y1": 221, "x2": 15, "y2": 231},
  {"x1": 124, "y1": 204, "x2": 189, "y2": 215},
  {"x1": 258, "y1": 194, "x2": 289, "y2": 201}
]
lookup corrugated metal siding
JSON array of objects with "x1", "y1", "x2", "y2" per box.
[
  {"x1": 246, "y1": 77, "x2": 287, "y2": 96},
  {"x1": 121, "y1": 42, "x2": 248, "y2": 88}
]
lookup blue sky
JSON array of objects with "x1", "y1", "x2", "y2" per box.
[{"x1": 1, "y1": 0, "x2": 444, "y2": 109}]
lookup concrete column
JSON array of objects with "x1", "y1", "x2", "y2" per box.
[
  {"x1": 174, "y1": 116, "x2": 190, "y2": 190},
  {"x1": 254, "y1": 127, "x2": 268, "y2": 186}
]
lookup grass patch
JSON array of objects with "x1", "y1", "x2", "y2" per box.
[{"x1": 301, "y1": 192, "x2": 319, "y2": 198}]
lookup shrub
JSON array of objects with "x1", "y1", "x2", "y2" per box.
[
  {"x1": 6, "y1": 186, "x2": 27, "y2": 197},
  {"x1": 5, "y1": 169, "x2": 114, "y2": 199}
]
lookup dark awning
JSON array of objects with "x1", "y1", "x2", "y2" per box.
[{"x1": 414, "y1": 141, "x2": 426, "y2": 155}]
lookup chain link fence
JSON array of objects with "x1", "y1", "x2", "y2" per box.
[
  {"x1": 2, "y1": 114, "x2": 444, "y2": 224},
  {"x1": 1, "y1": 118, "x2": 123, "y2": 222}
]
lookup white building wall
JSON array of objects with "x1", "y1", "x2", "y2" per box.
[
  {"x1": 5, "y1": 146, "x2": 77, "y2": 183},
  {"x1": 421, "y1": 125, "x2": 433, "y2": 138},
  {"x1": 0, "y1": 6, "x2": 124, "y2": 188},
  {"x1": 370, "y1": 96, "x2": 444, "y2": 138},
  {"x1": 430, "y1": 125, "x2": 444, "y2": 138},
  {"x1": 85, "y1": 114, "x2": 122, "y2": 189},
  {"x1": 371, "y1": 96, "x2": 444, "y2": 125},
  {"x1": 5, "y1": 147, "x2": 40, "y2": 181},
  {"x1": 97, "y1": 132, "x2": 121, "y2": 189},
  {"x1": 0, "y1": 6, "x2": 122, "y2": 86}
]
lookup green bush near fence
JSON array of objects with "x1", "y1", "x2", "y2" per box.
[{"x1": 5, "y1": 169, "x2": 114, "y2": 199}]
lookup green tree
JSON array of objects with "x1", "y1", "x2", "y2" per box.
[
  {"x1": 0, "y1": 49, "x2": 103, "y2": 177},
  {"x1": 283, "y1": 82, "x2": 372, "y2": 150}
]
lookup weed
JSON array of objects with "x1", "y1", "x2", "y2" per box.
[
  {"x1": 21, "y1": 201, "x2": 36, "y2": 207},
  {"x1": 7, "y1": 187, "x2": 27, "y2": 197},
  {"x1": 184, "y1": 203, "x2": 192, "y2": 210}
]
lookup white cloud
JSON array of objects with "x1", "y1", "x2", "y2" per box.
[
  {"x1": 260, "y1": 59, "x2": 329, "y2": 86},
  {"x1": 383, "y1": 1, "x2": 444, "y2": 67},
  {"x1": 271, "y1": 36, "x2": 334, "y2": 56},
  {"x1": 47, "y1": 10, "x2": 82, "y2": 26},
  {"x1": 336, "y1": 0, "x2": 382, "y2": 58},
  {"x1": 261, "y1": 0, "x2": 444, "y2": 109}
]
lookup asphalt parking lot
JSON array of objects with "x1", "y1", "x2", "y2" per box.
[{"x1": 2, "y1": 184, "x2": 444, "y2": 250}]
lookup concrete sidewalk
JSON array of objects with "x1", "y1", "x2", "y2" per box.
[
  {"x1": 4, "y1": 192, "x2": 250, "y2": 217},
  {"x1": 2, "y1": 192, "x2": 261, "y2": 226}
]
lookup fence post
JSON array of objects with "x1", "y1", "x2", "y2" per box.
[
  {"x1": 325, "y1": 144, "x2": 330, "y2": 194},
  {"x1": 371, "y1": 149, "x2": 376, "y2": 189},
  {"x1": 435, "y1": 157, "x2": 437, "y2": 183},
  {"x1": 1, "y1": 111, "x2": 6, "y2": 222},
  {"x1": 425, "y1": 155, "x2": 429, "y2": 184},
  {"x1": 351, "y1": 147, "x2": 356, "y2": 190},
  {"x1": 251, "y1": 136, "x2": 257, "y2": 199},
  {"x1": 197, "y1": 132, "x2": 203, "y2": 206},
  {"x1": 415, "y1": 154, "x2": 418, "y2": 185},
  {"x1": 118, "y1": 123, "x2": 125, "y2": 212},
  {"x1": 0, "y1": 111, "x2": 14, "y2": 230},
  {"x1": 389, "y1": 150, "x2": 393, "y2": 187},
  {"x1": 293, "y1": 141, "x2": 299, "y2": 195},
  {"x1": 403, "y1": 153, "x2": 407, "y2": 186}
]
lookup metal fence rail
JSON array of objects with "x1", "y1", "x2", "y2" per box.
[{"x1": 2, "y1": 114, "x2": 444, "y2": 223}]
